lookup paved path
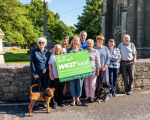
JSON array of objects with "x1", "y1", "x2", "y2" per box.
[{"x1": 0, "y1": 90, "x2": 150, "y2": 120}]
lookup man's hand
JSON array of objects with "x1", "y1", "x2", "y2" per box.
[
  {"x1": 34, "y1": 74, "x2": 39, "y2": 79},
  {"x1": 43, "y1": 69, "x2": 47, "y2": 73},
  {"x1": 130, "y1": 62, "x2": 135, "y2": 64}
]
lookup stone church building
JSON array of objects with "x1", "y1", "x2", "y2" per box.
[{"x1": 102, "y1": 0, "x2": 150, "y2": 58}]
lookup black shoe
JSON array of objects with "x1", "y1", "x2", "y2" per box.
[
  {"x1": 59, "y1": 102, "x2": 65, "y2": 107},
  {"x1": 112, "y1": 92, "x2": 117, "y2": 97},
  {"x1": 124, "y1": 91, "x2": 128, "y2": 95},
  {"x1": 53, "y1": 102, "x2": 57, "y2": 109},
  {"x1": 128, "y1": 91, "x2": 132, "y2": 95},
  {"x1": 90, "y1": 100, "x2": 94, "y2": 103}
]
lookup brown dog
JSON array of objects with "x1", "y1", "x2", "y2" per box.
[{"x1": 28, "y1": 84, "x2": 55, "y2": 117}]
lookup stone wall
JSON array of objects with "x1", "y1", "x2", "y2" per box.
[{"x1": 0, "y1": 60, "x2": 150, "y2": 101}]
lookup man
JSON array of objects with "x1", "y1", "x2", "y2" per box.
[
  {"x1": 80, "y1": 31, "x2": 88, "y2": 50},
  {"x1": 50, "y1": 36, "x2": 69, "y2": 54},
  {"x1": 118, "y1": 34, "x2": 137, "y2": 95}
]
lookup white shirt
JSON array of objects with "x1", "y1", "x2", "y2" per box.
[{"x1": 48, "y1": 54, "x2": 59, "y2": 78}]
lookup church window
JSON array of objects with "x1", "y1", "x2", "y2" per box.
[{"x1": 117, "y1": 0, "x2": 123, "y2": 26}]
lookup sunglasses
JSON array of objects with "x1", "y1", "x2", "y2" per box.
[{"x1": 38, "y1": 42, "x2": 45, "y2": 44}]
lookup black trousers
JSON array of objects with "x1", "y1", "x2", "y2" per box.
[
  {"x1": 120, "y1": 61, "x2": 135, "y2": 92},
  {"x1": 50, "y1": 78, "x2": 65, "y2": 104},
  {"x1": 31, "y1": 71, "x2": 49, "y2": 92}
]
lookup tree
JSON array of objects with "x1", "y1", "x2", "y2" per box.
[
  {"x1": 0, "y1": 0, "x2": 76, "y2": 45},
  {"x1": 0, "y1": 0, "x2": 42, "y2": 45},
  {"x1": 74, "y1": 0, "x2": 103, "y2": 40}
]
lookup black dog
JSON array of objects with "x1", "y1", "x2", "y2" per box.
[{"x1": 97, "y1": 81, "x2": 111, "y2": 103}]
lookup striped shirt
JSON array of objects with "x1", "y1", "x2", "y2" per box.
[
  {"x1": 108, "y1": 47, "x2": 121, "y2": 68},
  {"x1": 87, "y1": 49, "x2": 101, "y2": 71}
]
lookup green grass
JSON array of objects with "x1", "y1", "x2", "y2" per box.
[{"x1": 4, "y1": 49, "x2": 30, "y2": 63}]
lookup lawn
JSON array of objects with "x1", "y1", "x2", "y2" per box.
[{"x1": 4, "y1": 49, "x2": 30, "y2": 64}]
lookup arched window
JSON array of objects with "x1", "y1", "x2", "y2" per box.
[{"x1": 117, "y1": 0, "x2": 123, "y2": 26}]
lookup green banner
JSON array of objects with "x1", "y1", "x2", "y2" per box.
[{"x1": 55, "y1": 50, "x2": 93, "y2": 82}]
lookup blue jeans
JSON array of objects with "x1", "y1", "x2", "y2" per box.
[
  {"x1": 69, "y1": 78, "x2": 84, "y2": 97},
  {"x1": 109, "y1": 68, "x2": 119, "y2": 94}
]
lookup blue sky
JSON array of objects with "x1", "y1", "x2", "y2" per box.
[{"x1": 19, "y1": 0, "x2": 86, "y2": 27}]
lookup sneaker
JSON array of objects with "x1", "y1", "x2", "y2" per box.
[
  {"x1": 53, "y1": 102, "x2": 57, "y2": 109},
  {"x1": 124, "y1": 91, "x2": 128, "y2": 95},
  {"x1": 106, "y1": 97, "x2": 109, "y2": 101},
  {"x1": 128, "y1": 91, "x2": 132, "y2": 95},
  {"x1": 112, "y1": 92, "x2": 117, "y2": 97},
  {"x1": 43, "y1": 102, "x2": 47, "y2": 108},
  {"x1": 109, "y1": 93, "x2": 112, "y2": 97}
]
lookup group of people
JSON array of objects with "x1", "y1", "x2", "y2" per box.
[{"x1": 30, "y1": 31, "x2": 137, "y2": 108}]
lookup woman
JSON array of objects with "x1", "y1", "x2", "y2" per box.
[
  {"x1": 108, "y1": 39, "x2": 121, "y2": 97},
  {"x1": 49, "y1": 36, "x2": 69, "y2": 99},
  {"x1": 93, "y1": 35, "x2": 110, "y2": 100},
  {"x1": 67, "y1": 36, "x2": 83, "y2": 106},
  {"x1": 30, "y1": 37, "x2": 50, "y2": 106},
  {"x1": 49, "y1": 44, "x2": 65, "y2": 108},
  {"x1": 84, "y1": 39, "x2": 101, "y2": 103}
]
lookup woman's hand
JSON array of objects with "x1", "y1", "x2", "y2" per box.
[
  {"x1": 62, "y1": 48, "x2": 66, "y2": 53},
  {"x1": 114, "y1": 57, "x2": 119, "y2": 60},
  {"x1": 95, "y1": 69, "x2": 99, "y2": 76},
  {"x1": 50, "y1": 74, "x2": 54, "y2": 80},
  {"x1": 43, "y1": 69, "x2": 47, "y2": 73},
  {"x1": 34, "y1": 74, "x2": 39, "y2": 79},
  {"x1": 102, "y1": 64, "x2": 107, "y2": 71}
]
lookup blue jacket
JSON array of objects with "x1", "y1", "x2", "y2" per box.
[{"x1": 30, "y1": 47, "x2": 51, "y2": 76}]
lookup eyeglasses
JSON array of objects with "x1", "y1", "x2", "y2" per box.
[{"x1": 38, "y1": 42, "x2": 45, "y2": 44}]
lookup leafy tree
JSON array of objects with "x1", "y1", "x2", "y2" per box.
[
  {"x1": 0, "y1": 0, "x2": 42, "y2": 45},
  {"x1": 0, "y1": 0, "x2": 76, "y2": 45},
  {"x1": 74, "y1": 0, "x2": 103, "y2": 40}
]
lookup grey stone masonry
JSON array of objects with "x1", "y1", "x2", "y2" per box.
[{"x1": 0, "y1": 60, "x2": 150, "y2": 101}]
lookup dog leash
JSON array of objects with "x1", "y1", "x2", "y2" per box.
[{"x1": 34, "y1": 72, "x2": 44, "y2": 90}]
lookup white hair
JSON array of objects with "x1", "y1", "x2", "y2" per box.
[
  {"x1": 53, "y1": 44, "x2": 62, "y2": 55},
  {"x1": 37, "y1": 37, "x2": 47, "y2": 47},
  {"x1": 124, "y1": 34, "x2": 131, "y2": 40},
  {"x1": 80, "y1": 31, "x2": 87, "y2": 36},
  {"x1": 86, "y1": 39, "x2": 94, "y2": 45}
]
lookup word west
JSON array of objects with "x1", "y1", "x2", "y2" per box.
[{"x1": 59, "y1": 59, "x2": 89, "y2": 70}]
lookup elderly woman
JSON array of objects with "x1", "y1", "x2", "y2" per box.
[
  {"x1": 48, "y1": 44, "x2": 65, "y2": 108},
  {"x1": 30, "y1": 37, "x2": 50, "y2": 92},
  {"x1": 67, "y1": 36, "x2": 83, "y2": 106},
  {"x1": 30, "y1": 37, "x2": 50, "y2": 107},
  {"x1": 108, "y1": 39, "x2": 121, "y2": 97},
  {"x1": 84, "y1": 39, "x2": 101, "y2": 103},
  {"x1": 93, "y1": 35, "x2": 110, "y2": 100}
]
